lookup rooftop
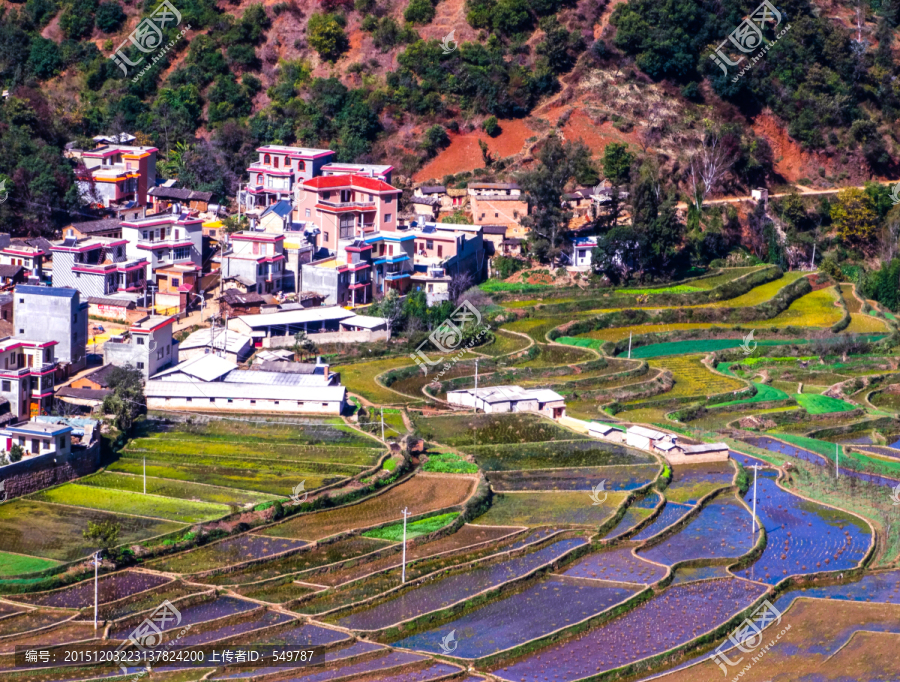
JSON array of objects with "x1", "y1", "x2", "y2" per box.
[
  {"x1": 236, "y1": 307, "x2": 356, "y2": 328},
  {"x1": 15, "y1": 285, "x2": 78, "y2": 299},
  {"x1": 148, "y1": 187, "x2": 214, "y2": 202},
  {"x1": 449, "y1": 385, "x2": 564, "y2": 403},
  {"x1": 302, "y1": 174, "x2": 401, "y2": 194},
  {"x1": 178, "y1": 328, "x2": 253, "y2": 354},
  {"x1": 5, "y1": 421, "x2": 73, "y2": 437},
  {"x1": 152, "y1": 354, "x2": 237, "y2": 382},
  {"x1": 627, "y1": 425, "x2": 667, "y2": 440}
]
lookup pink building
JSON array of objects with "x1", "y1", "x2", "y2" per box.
[
  {"x1": 244, "y1": 145, "x2": 335, "y2": 210},
  {"x1": 293, "y1": 174, "x2": 403, "y2": 253}
]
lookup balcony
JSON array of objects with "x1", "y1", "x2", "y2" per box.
[{"x1": 318, "y1": 200, "x2": 376, "y2": 210}]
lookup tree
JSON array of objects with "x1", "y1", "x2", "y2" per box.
[
  {"x1": 831, "y1": 187, "x2": 878, "y2": 246},
  {"x1": 688, "y1": 129, "x2": 733, "y2": 211},
  {"x1": 95, "y1": 1, "x2": 126, "y2": 32},
  {"x1": 292, "y1": 331, "x2": 318, "y2": 362},
  {"x1": 101, "y1": 366, "x2": 145, "y2": 432},
  {"x1": 422, "y1": 125, "x2": 449, "y2": 156},
  {"x1": 404, "y1": 0, "x2": 435, "y2": 24},
  {"x1": 602, "y1": 143, "x2": 635, "y2": 187},
  {"x1": 482, "y1": 116, "x2": 501, "y2": 137},
  {"x1": 28, "y1": 38, "x2": 62, "y2": 79},
  {"x1": 374, "y1": 289, "x2": 404, "y2": 330},
  {"x1": 7, "y1": 444, "x2": 23, "y2": 463},
  {"x1": 83, "y1": 520, "x2": 120, "y2": 549},
  {"x1": 307, "y1": 13, "x2": 349, "y2": 62},
  {"x1": 518, "y1": 137, "x2": 593, "y2": 264}
]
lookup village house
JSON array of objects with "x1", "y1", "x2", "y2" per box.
[
  {"x1": 468, "y1": 182, "x2": 529, "y2": 238},
  {"x1": 178, "y1": 327, "x2": 254, "y2": 364},
  {"x1": 78, "y1": 143, "x2": 158, "y2": 209},
  {"x1": 0, "y1": 336, "x2": 58, "y2": 420},
  {"x1": 625, "y1": 425, "x2": 668, "y2": 451},
  {"x1": 63, "y1": 218, "x2": 123, "y2": 241},
  {"x1": 145, "y1": 353, "x2": 347, "y2": 414},
  {"x1": 147, "y1": 186, "x2": 214, "y2": 215},
  {"x1": 447, "y1": 385, "x2": 566, "y2": 419},
  {"x1": 244, "y1": 145, "x2": 335, "y2": 211},
  {"x1": 227, "y1": 306, "x2": 389, "y2": 346},
  {"x1": 1, "y1": 421, "x2": 71, "y2": 458},
  {"x1": 321, "y1": 162, "x2": 393, "y2": 183},
  {"x1": 50, "y1": 237, "x2": 147, "y2": 299},
  {"x1": 220, "y1": 231, "x2": 286, "y2": 296},
  {"x1": 14, "y1": 286, "x2": 88, "y2": 375},
  {"x1": 103, "y1": 315, "x2": 178, "y2": 380},
  {"x1": 587, "y1": 422, "x2": 626, "y2": 443}
]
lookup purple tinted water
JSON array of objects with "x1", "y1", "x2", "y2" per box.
[
  {"x1": 670, "y1": 565, "x2": 732, "y2": 585},
  {"x1": 735, "y1": 471, "x2": 870, "y2": 584},
  {"x1": 488, "y1": 465, "x2": 657, "y2": 492},
  {"x1": 741, "y1": 436, "x2": 899, "y2": 488},
  {"x1": 638, "y1": 497, "x2": 754, "y2": 566},
  {"x1": 563, "y1": 547, "x2": 666, "y2": 584},
  {"x1": 490, "y1": 578, "x2": 766, "y2": 682},
  {"x1": 379, "y1": 663, "x2": 465, "y2": 681},
  {"x1": 279, "y1": 651, "x2": 425, "y2": 682},
  {"x1": 176, "y1": 610, "x2": 294, "y2": 646},
  {"x1": 393, "y1": 576, "x2": 637, "y2": 658},
  {"x1": 772, "y1": 570, "x2": 900, "y2": 611},
  {"x1": 213, "y1": 641, "x2": 385, "y2": 680},
  {"x1": 630, "y1": 502, "x2": 694, "y2": 542},
  {"x1": 337, "y1": 538, "x2": 587, "y2": 631},
  {"x1": 109, "y1": 597, "x2": 258, "y2": 639},
  {"x1": 19, "y1": 571, "x2": 171, "y2": 608},
  {"x1": 606, "y1": 492, "x2": 660, "y2": 539}
]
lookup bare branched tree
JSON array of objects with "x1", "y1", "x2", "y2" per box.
[{"x1": 688, "y1": 129, "x2": 734, "y2": 212}]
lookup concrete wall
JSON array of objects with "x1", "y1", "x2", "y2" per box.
[
  {"x1": 104, "y1": 334, "x2": 177, "y2": 380},
  {"x1": 147, "y1": 396, "x2": 344, "y2": 414},
  {"x1": 665, "y1": 450, "x2": 730, "y2": 465},
  {"x1": 14, "y1": 289, "x2": 88, "y2": 372},
  {"x1": 0, "y1": 441, "x2": 100, "y2": 500},
  {"x1": 300, "y1": 264, "x2": 339, "y2": 304},
  {"x1": 263, "y1": 328, "x2": 390, "y2": 347}
]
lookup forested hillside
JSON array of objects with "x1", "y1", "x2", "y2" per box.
[{"x1": 0, "y1": 0, "x2": 897, "y2": 243}]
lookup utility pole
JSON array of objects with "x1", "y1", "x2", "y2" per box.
[
  {"x1": 380, "y1": 407, "x2": 385, "y2": 442},
  {"x1": 836, "y1": 442, "x2": 839, "y2": 479},
  {"x1": 810, "y1": 243, "x2": 816, "y2": 271},
  {"x1": 93, "y1": 550, "x2": 101, "y2": 629},
  {"x1": 627, "y1": 332, "x2": 632, "y2": 359},
  {"x1": 749, "y1": 464, "x2": 761, "y2": 534},
  {"x1": 474, "y1": 359, "x2": 479, "y2": 413},
  {"x1": 400, "y1": 507, "x2": 410, "y2": 584},
  {"x1": 143, "y1": 456, "x2": 146, "y2": 494}
]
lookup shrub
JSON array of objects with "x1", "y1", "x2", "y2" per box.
[
  {"x1": 483, "y1": 115, "x2": 501, "y2": 137},
  {"x1": 28, "y1": 38, "x2": 62, "y2": 79},
  {"x1": 492, "y1": 256, "x2": 526, "y2": 280},
  {"x1": 7, "y1": 444, "x2": 23, "y2": 463},
  {"x1": 422, "y1": 124, "x2": 449, "y2": 156}
]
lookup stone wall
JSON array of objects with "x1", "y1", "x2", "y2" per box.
[{"x1": 0, "y1": 441, "x2": 101, "y2": 499}]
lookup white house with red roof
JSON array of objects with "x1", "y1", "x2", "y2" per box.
[
  {"x1": 104, "y1": 315, "x2": 178, "y2": 380},
  {"x1": 244, "y1": 145, "x2": 335, "y2": 210}
]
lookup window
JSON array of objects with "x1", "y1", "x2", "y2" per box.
[
  {"x1": 137, "y1": 337, "x2": 145, "y2": 345},
  {"x1": 385, "y1": 213, "x2": 392, "y2": 223},
  {"x1": 166, "y1": 345, "x2": 170, "y2": 355},
  {"x1": 297, "y1": 401, "x2": 303, "y2": 406},
  {"x1": 305, "y1": 208, "x2": 311, "y2": 217},
  {"x1": 210, "y1": 398, "x2": 215, "y2": 403},
  {"x1": 1, "y1": 381, "x2": 8, "y2": 392},
  {"x1": 250, "y1": 400, "x2": 256, "y2": 404},
  {"x1": 495, "y1": 212, "x2": 499, "y2": 217},
  {"x1": 324, "y1": 232, "x2": 329, "y2": 242},
  {"x1": 137, "y1": 362, "x2": 144, "y2": 369},
  {"x1": 298, "y1": 160, "x2": 305, "y2": 171},
  {"x1": 426, "y1": 240, "x2": 433, "y2": 250},
  {"x1": 256, "y1": 173, "x2": 262, "y2": 185},
  {"x1": 264, "y1": 153, "x2": 270, "y2": 164},
  {"x1": 227, "y1": 398, "x2": 233, "y2": 403},
  {"x1": 76, "y1": 272, "x2": 80, "y2": 278},
  {"x1": 174, "y1": 246, "x2": 190, "y2": 260},
  {"x1": 142, "y1": 231, "x2": 148, "y2": 240},
  {"x1": 157, "y1": 349, "x2": 163, "y2": 359},
  {"x1": 339, "y1": 216, "x2": 354, "y2": 240},
  {"x1": 340, "y1": 190, "x2": 351, "y2": 203},
  {"x1": 17, "y1": 298, "x2": 22, "y2": 304},
  {"x1": 388, "y1": 244, "x2": 394, "y2": 256},
  {"x1": 18, "y1": 329, "x2": 23, "y2": 335},
  {"x1": 437, "y1": 245, "x2": 443, "y2": 257},
  {"x1": 186, "y1": 397, "x2": 192, "y2": 402},
  {"x1": 274, "y1": 400, "x2": 280, "y2": 405},
  {"x1": 172, "y1": 278, "x2": 180, "y2": 287},
  {"x1": 274, "y1": 157, "x2": 279, "y2": 168},
  {"x1": 322, "y1": 403, "x2": 328, "y2": 407},
  {"x1": 427, "y1": 284, "x2": 433, "y2": 293},
  {"x1": 513, "y1": 211, "x2": 519, "y2": 218},
  {"x1": 480, "y1": 213, "x2": 485, "y2": 219}
]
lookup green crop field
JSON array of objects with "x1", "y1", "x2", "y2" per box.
[
  {"x1": 478, "y1": 329, "x2": 532, "y2": 356},
  {"x1": 513, "y1": 343, "x2": 593, "y2": 368},
  {"x1": 0, "y1": 551, "x2": 60, "y2": 577},
  {"x1": 473, "y1": 491, "x2": 626, "y2": 527},
  {"x1": 412, "y1": 412, "x2": 589, "y2": 446},
  {"x1": 125, "y1": 438, "x2": 382, "y2": 465},
  {"x1": 502, "y1": 317, "x2": 571, "y2": 344},
  {"x1": 710, "y1": 271, "x2": 807, "y2": 307},
  {"x1": 469, "y1": 439, "x2": 654, "y2": 471},
  {"x1": 333, "y1": 356, "x2": 428, "y2": 404},
  {"x1": 32, "y1": 484, "x2": 231, "y2": 523},
  {"x1": 362, "y1": 512, "x2": 460, "y2": 542},
  {"x1": 0, "y1": 500, "x2": 184, "y2": 562},
  {"x1": 107, "y1": 456, "x2": 340, "y2": 497},
  {"x1": 793, "y1": 393, "x2": 857, "y2": 414},
  {"x1": 422, "y1": 453, "x2": 479, "y2": 474},
  {"x1": 716, "y1": 382, "x2": 790, "y2": 407},
  {"x1": 630, "y1": 357, "x2": 744, "y2": 402},
  {"x1": 78, "y1": 472, "x2": 279, "y2": 507}
]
